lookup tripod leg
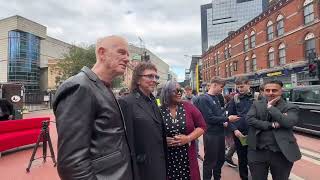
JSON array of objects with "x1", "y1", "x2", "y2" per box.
[
  {"x1": 43, "y1": 131, "x2": 47, "y2": 163},
  {"x1": 26, "y1": 131, "x2": 43, "y2": 173},
  {"x1": 47, "y1": 132, "x2": 57, "y2": 166}
]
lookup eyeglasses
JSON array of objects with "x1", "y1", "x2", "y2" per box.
[
  {"x1": 174, "y1": 88, "x2": 184, "y2": 95},
  {"x1": 139, "y1": 74, "x2": 160, "y2": 81}
]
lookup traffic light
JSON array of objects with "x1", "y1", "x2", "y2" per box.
[{"x1": 308, "y1": 63, "x2": 317, "y2": 77}]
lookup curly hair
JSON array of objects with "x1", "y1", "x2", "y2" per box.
[{"x1": 130, "y1": 62, "x2": 157, "y2": 91}]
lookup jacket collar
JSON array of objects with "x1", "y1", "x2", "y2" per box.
[{"x1": 81, "y1": 66, "x2": 98, "y2": 82}]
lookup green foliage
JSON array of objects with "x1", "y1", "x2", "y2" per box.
[
  {"x1": 57, "y1": 44, "x2": 96, "y2": 81},
  {"x1": 56, "y1": 44, "x2": 125, "y2": 88}
]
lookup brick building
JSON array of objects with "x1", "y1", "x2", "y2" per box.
[{"x1": 202, "y1": 0, "x2": 320, "y2": 92}]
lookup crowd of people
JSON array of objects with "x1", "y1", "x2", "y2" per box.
[{"x1": 53, "y1": 35, "x2": 301, "y2": 180}]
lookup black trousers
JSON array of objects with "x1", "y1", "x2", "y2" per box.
[
  {"x1": 248, "y1": 149, "x2": 293, "y2": 180},
  {"x1": 203, "y1": 133, "x2": 225, "y2": 180},
  {"x1": 234, "y1": 137, "x2": 248, "y2": 180}
]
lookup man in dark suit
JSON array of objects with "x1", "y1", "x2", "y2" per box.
[
  {"x1": 53, "y1": 36, "x2": 133, "y2": 180},
  {"x1": 246, "y1": 80, "x2": 301, "y2": 180},
  {"x1": 119, "y1": 62, "x2": 167, "y2": 180}
]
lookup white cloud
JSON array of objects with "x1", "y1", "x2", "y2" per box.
[{"x1": 0, "y1": 0, "x2": 211, "y2": 81}]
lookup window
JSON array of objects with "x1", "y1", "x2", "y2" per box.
[
  {"x1": 252, "y1": 54, "x2": 257, "y2": 71},
  {"x1": 268, "y1": 47, "x2": 275, "y2": 68},
  {"x1": 233, "y1": 61, "x2": 238, "y2": 71},
  {"x1": 276, "y1": 15, "x2": 284, "y2": 36},
  {"x1": 267, "y1": 21, "x2": 274, "y2": 41},
  {"x1": 218, "y1": 67, "x2": 220, "y2": 76},
  {"x1": 305, "y1": 33, "x2": 316, "y2": 59},
  {"x1": 245, "y1": 57, "x2": 250, "y2": 73},
  {"x1": 228, "y1": 44, "x2": 232, "y2": 57},
  {"x1": 229, "y1": 63, "x2": 233, "y2": 76},
  {"x1": 304, "y1": 0, "x2": 314, "y2": 24},
  {"x1": 225, "y1": 64, "x2": 228, "y2": 77},
  {"x1": 250, "y1": 31, "x2": 256, "y2": 48},
  {"x1": 244, "y1": 35, "x2": 249, "y2": 51},
  {"x1": 217, "y1": 52, "x2": 220, "y2": 64},
  {"x1": 215, "y1": 53, "x2": 218, "y2": 64},
  {"x1": 279, "y1": 43, "x2": 286, "y2": 66},
  {"x1": 8, "y1": 31, "x2": 40, "y2": 92},
  {"x1": 292, "y1": 88, "x2": 320, "y2": 103},
  {"x1": 224, "y1": 47, "x2": 228, "y2": 59}
]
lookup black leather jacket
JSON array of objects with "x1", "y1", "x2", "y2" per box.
[{"x1": 53, "y1": 67, "x2": 133, "y2": 180}]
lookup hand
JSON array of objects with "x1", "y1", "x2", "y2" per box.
[
  {"x1": 166, "y1": 137, "x2": 180, "y2": 147},
  {"x1": 8, "y1": 115, "x2": 13, "y2": 120},
  {"x1": 223, "y1": 122, "x2": 228, "y2": 127},
  {"x1": 272, "y1": 122, "x2": 280, "y2": 129},
  {"x1": 228, "y1": 115, "x2": 240, "y2": 122},
  {"x1": 234, "y1": 130, "x2": 245, "y2": 138},
  {"x1": 268, "y1": 96, "x2": 281, "y2": 107},
  {"x1": 174, "y1": 134, "x2": 191, "y2": 146}
]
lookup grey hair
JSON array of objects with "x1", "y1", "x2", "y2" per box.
[{"x1": 160, "y1": 80, "x2": 177, "y2": 106}]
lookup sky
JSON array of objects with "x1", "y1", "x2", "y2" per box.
[{"x1": 0, "y1": 0, "x2": 211, "y2": 82}]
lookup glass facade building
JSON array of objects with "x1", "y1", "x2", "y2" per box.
[
  {"x1": 8, "y1": 30, "x2": 41, "y2": 92},
  {"x1": 201, "y1": 0, "x2": 269, "y2": 53}
]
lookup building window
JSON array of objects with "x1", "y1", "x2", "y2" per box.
[
  {"x1": 217, "y1": 52, "x2": 220, "y2": 64},
  {"x1": 305, "y1": 32, "x2": 316, "y2": 59},
  {"x1": 224, "y1": 47, "x2": 228, "y2": 59},
  {"x1": 218, "y1": 67, "x2": 220, "y2": 76},
  {"x1": 244, "y1": 35, "x2": 249, "y2": 51},
  {"x1": 304, "y1": 0, "x2": 314, "y2": 24},
  {"x1": 225, "y1": 64, "x2": 228, "y2": 77},
  {"x1": 267, "y1": 21, "x2": 274, "y2": 41},
  {"x1": 8, "y1": 30, "x2": 40, "y2": 92},
  {"x1": 215, "y1": 53, "x2": 218, "y2": 64},
  {"x1": 279, "y1": 43, "x2": 286, "y2": 66},
  {"x1": 268, "y1": 47, "x2": 275, "y2": 68},
  {"x1": 233, "y1": 61, "x2": 238, "y2": 71},
  {"x1": 228, "y1": 44, "x2": 232, "y2": 58},
  {"x1": 245, "y1": 57, "x2": 250, "y2": 73},
  {"x1": 252, "y1": 54, "x2": 257, "y2": 71},
  {"x1": 229, "y1": 63, "x2": 233, "y2": 76},
  {"x1": 276, "y1": 15, "x2": 284, "y2": 36},
  {"x1": 250, "y1": 31, "x2": 255, "y2": 48}
]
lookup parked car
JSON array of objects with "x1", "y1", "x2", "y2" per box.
[{"x1": 285, "y1": 85, "x2": 320, "y2": 136}]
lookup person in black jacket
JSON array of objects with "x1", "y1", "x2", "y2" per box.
[
  {"x1": 119, "y1": 62, "x2": 167, "y2": 180},
  {"x1": 194, "y1": 77, "x2": 239, "y2": 180},
  {"x1": 227, "y1": 76, "x2": 254, "y2": 180},
  {"x1": 0, "y1": 98, "x2": 14, "y2": 121},
  {"x1": 53, "y1": 36, "x2": 133, "y2": 180},
  {"x1": 246, "y1": 80, "x2": 301, "y2": 180}
]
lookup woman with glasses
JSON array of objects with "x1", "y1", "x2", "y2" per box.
[
  {"x1": 160, "y1": 81, "x2": 206, "y2": 180},
  {"x1": 119, "y1": 62, "x2": 167, "y2": 180}
]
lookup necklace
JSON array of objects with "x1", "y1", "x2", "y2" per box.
[{"x1": 169, "y1": 106, "x2": 178, "y2": 124}]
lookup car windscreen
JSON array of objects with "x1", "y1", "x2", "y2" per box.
[{"x1": 292, "y1": 87, "x2": 320, "y2": 104}]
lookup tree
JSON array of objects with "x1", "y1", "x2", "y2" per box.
[
  {"x1": 57, "y1": 44, "x2": 96, "y2": 81},
  {"x1": 56, "y1": 44, "x2": 124, "y2": 88}
]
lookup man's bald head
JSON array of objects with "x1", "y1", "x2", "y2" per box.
[
  {"x1": 93, "y1": 35, "x2": 129, "y2": 78},
  {"x1": 95, "y1": 35, "x2": 128, "y2": 60}
]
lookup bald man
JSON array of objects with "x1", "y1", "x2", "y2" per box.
[{"x1": 53, "y1": 36, "x2": 133, "y2": 180}]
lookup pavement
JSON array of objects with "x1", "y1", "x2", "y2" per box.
[{"x1": 0, "y1": 109, "x2": 319, "y2": 180}]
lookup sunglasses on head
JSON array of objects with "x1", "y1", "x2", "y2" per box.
[{"x1": 139, "y1": 74, "x2": 160, "y2": 81}]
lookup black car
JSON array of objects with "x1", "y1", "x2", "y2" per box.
[{"x1": 285, "y1": 85, "x2": 320, "y2": 136}]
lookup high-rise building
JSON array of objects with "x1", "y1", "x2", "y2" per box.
[{"x1": 201, "y1": 0, "x2": 269, "y2": 53}]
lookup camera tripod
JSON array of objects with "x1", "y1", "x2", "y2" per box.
[{"x1": 26, "y1": 120, "x2": 57, "y2": 172}]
